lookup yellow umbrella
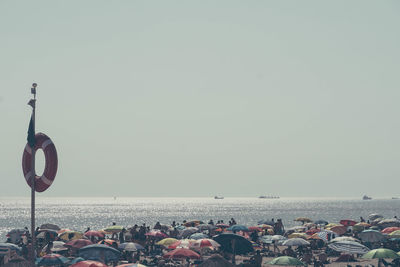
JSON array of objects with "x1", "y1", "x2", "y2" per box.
[
  {"x1": 156, "y1": 238, "x2": 178, "y2": 247},
  {"x1": 325, "y1": 223, "x2": 341, "y2": 228},
  {"x1": 288, "y1": 233, "x2": 308, "y2": 239},
  {"x1": 294, "y1": 217, "x2": 312, "y2": 223},
  {"x1": 58, "y1": 230, "x2": 83, "y2": 241},
  {"x1": 389, "y1": 230, "x2": 400, "y2": 238}
]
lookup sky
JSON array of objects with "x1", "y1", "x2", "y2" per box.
[{"x1": 0, "y1": 1, "x2": 399, "y2": 197}]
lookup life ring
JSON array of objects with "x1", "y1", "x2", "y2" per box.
[{"x1": 22, "y1": 133, "x2": 58, "y2": 192}]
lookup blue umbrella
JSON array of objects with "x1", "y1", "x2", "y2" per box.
[
  {"x1": 79, "y1": 244, "x2": 121, "y2": 263},
  {"x1": 227, "y1": 225, "x2": 249, "y2": 232},
  {"x1": 190, "y1": 233, "x2": 208, "y2": 240},
  {"x1": 0, "y1": 243, "x2": 22, "y2": 253},
  {"x1": 36, "y1": 253, "x2": 70, "y2": 266}
]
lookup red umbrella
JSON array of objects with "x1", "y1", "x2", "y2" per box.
[
  {"x1": 168, "y1": 239, "x2": 194, "y2": 249},
  {"x1": 216, "y1": 223, "x2": 230, "y2": 228},
  {"x1": 248, "y1": 226, "x2": 263, "y2": 232},
  {"x1": 65, "y1": 239, "x2": 93, "y2": 249},
  {"x1": 145, "y1": 230, "x2": 168, "y2": 238},
  {"x1": 84, "y1": 231, "x2": 105, "y2": 238},
  {"x1": 382, "y1": 227, "x2": 400, "y2": 234},
  {"x1": 306, "y1": 229, "x2": 320, "y2": 235},
  {"x1": 98, "y1": 239, "x2": 118, "y2": 247},
  {"x1": 339, "y1": 219, "x2": 357, "y2": 226},
  {"x1": 163, "y1": 248, "x2": 200, "y2": 260},
  {"x1": 70, "y1": 260, "x2": 107, "y2": 267}
]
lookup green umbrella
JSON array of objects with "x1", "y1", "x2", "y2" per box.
[
  {"x1": 362, "y1": 248, "x2": 400, "y2": 259},
  {"x1": 268, "y1": 256, "x2": 305, "y2": 266}
]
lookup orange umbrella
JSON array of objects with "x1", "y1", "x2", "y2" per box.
[{"x1": 329, "y1": 225, "x2": 347, "y2": 236}]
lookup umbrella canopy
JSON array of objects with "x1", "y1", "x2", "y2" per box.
[
  {"x1": 178, "y1": 227, "x2": 199, "y2": 238},
  {"x1": 353, "y1": 222, "x2": 371, "y2": 232},
  {"x1": 70, "y1": 260, "x2": 108, "y2": 267},
  {"x1": 196, "y1": 224, "x2": 216, "y2": 231},
  {"x1": 378, "y1": 219, "x2": 400, "y2": 228},
  {"x1": 260, "y1": 235, "x2": 287, "y2": 244},
  {"x1": 328, "y1": 241, "x2": 370, "y2": 255},
  {"x1": 328, "y1": 225, "x2": 347, "y2": 236},
  {"x1": 282, "y1": 238, "x2": 310, "y2": 247},
  {"x1": 59, "y1": 231, "x2": 84, "y2": 241},
  {"x1": 0, "y1": 243, "x2": 22, "y2": 253},
  {"x1": 103, "y1": 225, "x2": 124, "y2": 234},
  {"x1": 163, "y1": 248, "x2": 200, "y2": 260},
  {"x1": 116, "y1": 264, "x2": 147, "y2": 267},
  {"x1": 183, "y1": 220, "x2": 203, "y2": 227},
  {"x1": 359, "y1": 230, "x2": 386, "y2": 243},
  {"x1": 294, "y1": 217, "x2": 312, "y2": 223},
  {"x1": 198, "y1": 254, "x2": 234, "y2": 267},
  {"x1": 213, "y1": 233, "x2": 254, "y2": 254},
  {"x1": 287, "y1": 233, "x2": 307, "y2": 239},
  {"x1": 98, "y1": 239, "x2": 119, "y2": 248},
  {"x1": 316, "y1": 230, "x2": 337, "y2": 242},
  {"x1": 168, "y1": 239, "x2": 195, "y2": 249},
  {"x1": 145, "y1": 230, "x2": 168, "y2": 239},
  {"x1": 40, "y1": 224, "x2": 61, "y2": 231},
  {"x1": 369, "y1": 214, "x2": 384, "y2": 221},
  {"x1": 42, "y1": 241, "x2": 68, "y2": 253},
  {"x1": 268, "y1": 256, "x2": 305, "y2": 266},
  {"x1": 36, "y1": 253, "x2": 70, "y2": 266},
  {"x1": 78, "y1": 244, "x2": 121, "y2": 263},
  {"x1": 257, "y1": 220, "x2": 274, "y2": 226},
  {"x1": 382, "y1": 227, "x2": 400, "y2": 234},
  {"x1": 37, "y1": 229, "x2": 58, "y2": 239},
  {"x1": 65, "y1": 239, "x2": 93, "y2": 250},
  {"x1": 227, "y1": 225, "x2": 249, "y2": 232},
  {"x1": 156, "y1": 238, "x2": 178, "y2": 247},
  {"x1": 84, "y1": 231, "x2": 105, "y2": 238},
  {"x1": 118, "y1": 242, "x2": 145, "y2": 252},
  {"x1": 389, "y1": 230, "x2": 400, "y2": 238},
  {"x1": 362, "y1": 248, "x2": 400, "y2": 259},
  {"x1": 330, "y1": 236, "x2": 359, "y2": 243},
  {"x1": 190, "y1": 239, "x2": 220, "y2": 250},
  {"x1": 190, "y1": 233, "x2": 209, "y2": 240},
  {"x1": 339, "y1": 219, "x2": 357, "y2": 226},
  {"x1": 69, "y1": 257, "x2": 85, "y2": 265}
]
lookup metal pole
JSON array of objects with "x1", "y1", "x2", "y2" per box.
[{"x1": 30, "y1": 83, "x2": 37, "y2": 262}]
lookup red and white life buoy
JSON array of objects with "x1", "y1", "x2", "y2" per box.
[{"x1": 22, "y1": 133, "x2": 58, "y2": 192}]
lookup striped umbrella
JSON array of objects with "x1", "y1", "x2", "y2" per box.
[
  {"x1": 328, "y1": 241, "x2": 370, "y2": 255},
  {"x1": 36, "y1": 253, "x2": 70, "y2": 266}
]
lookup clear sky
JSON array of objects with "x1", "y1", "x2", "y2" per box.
[{"x1": 1, "y1": 1, "x2": 399, "y2": 197}]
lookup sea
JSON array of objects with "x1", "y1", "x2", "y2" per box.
[{"x1": 0, "y1": 197, "x2": 399, "y2": 241}]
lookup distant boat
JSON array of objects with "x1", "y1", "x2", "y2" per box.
[
  {"x1": 259, "y1": 195, "x2": 280, "y2": 199},
  {"x1": 363, "y1": 195, "x2": 372, "y2": 200},
  {"x1": 214, "y1": 196, "x2": 224, "y2": 199},
  {"x1": 392, "y1": 197, "x2": 400, "y2": 200}
]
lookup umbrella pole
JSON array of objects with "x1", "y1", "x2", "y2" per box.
[{"x1": 30, "y1": 84, "x2": 37, "y2": 263}]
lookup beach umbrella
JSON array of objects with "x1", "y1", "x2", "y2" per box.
[
  {"x1": 260, "y1": 235, "x2": 287, "y2": 244},
  {"x1": 268, "y1": 256, "x2": 305, "y2": 266},
  {"x1": 78, "y1": 244, "x2": 121, "y2": 263},
  {"x1": 0, "y1": 243, "x2": 22, "y2": 253},
  {"x1": 168, "y1": 239, "x2": 195, "y2": 249},
  {"x1": 58, "y1": 229, "x2": 72, "y2": 234},
  {"x1": 97, "y1": 239, "x2": 118, "y2": 248},
  {"x1": 37, "y1": 229, "x2": 58, "y2": 239},
  {"x1": 42, "y1": 241, "x2": 68, "y2": 253},
  {"x1": 118, "y1": 242, "x2": 145, "y2": 252},
  {"x1": 36, "y1": 253, "x2": 70, "y2": 266},
  {"x1": 248, "y1": 226, "x2": 263, "y2": 232},
  {"x1": 328, "y1": 225, "x2": 347, "y2": 236},
  {"x1": 362, "y1": 248, "x2": 400, "y2": 259},
  {"x1": 257, "y1": 220, "x2": 274, "y2": 226},
  {"x1": 65, "y1": 239, "x2": 93, "y2": 249},
  {"x1": 156, "y1": 238, "x2": 178, "y2": 247},
  {"x1": 388, "y1": 230, "x2": 400, "y2": 238},
  {"x1": 339, "y1": 219, "x2": 357, "y2": 226},
  {"x1": 305, "y1": 228, "x2": 320, "y2": 235},
  {"x1": 353, "y1": 222, "x2": 371, "y2": 232},
  {"x1": 325, "y1": 223, "x2": 341, "y2": 228},
  {"x1": 316, "y1": 231, "x2": 337, "y2": 242},
  {"x1": 282, "y1": 238, "x2": 310, "y2": 247},
  {"x1": 116, "y1": 264, "x2": 147, "y2": 267},
  {"x1": 213, "y1": 233, "x2": 254, "y2": 254},
  {"x1": 258, "y1": 224, "x2": 274, "y2": 229},
  {"x1": 84, "y1": 231, "x2": 105, "y2": 238},
  {"x1": 190, "y1": 233, "x2": 209, "y2": 240},
  {"x1": 287, "y1": 233, "x2": 307, "y2": 239},
  {"x1": 294, "y1": 217, "x2": 312, "y2": 223},
  {"x1": 285, "y1": 226, "x2": 306, "y2": 232},
  {"x1": 328, "y1": 241, "x2": 370, "y2": 255},
  {"x1": 103, "y1": 225, "x2": 124, "y2": 234},
  {"x1": 163, "y1": 248, "x2": 200, "y2": 260},
  {"x1": 378, "y1": 218, "x2": 400, "y2": 228},
  {"x1": 40, "y1": 224, "x2": 61, "y2": 231},
  {"x1": 183, "y1": 220, "x2": 203, "y2": 227},
  {"x1": 70, "y1": 260, "x2": 108, "y2": 267},
  {"x1": 196, "y1": 224, "x2": 216, "y2": 231},
  {"x1": 369, "y1": 214, "x2": 384, "y2": 221},
  {"x1": 198, "y1": 254, "x2": 234, "y2": 267},
  {"x1": 190, "y1": 238, "x2": 220, "y2": 250},
  {"x1": 359, "y1": 230, "x2": 386, "y2": 243},
  {"x1": 314, "y1": 220, "x2": 328, "y2": 225},
  {"x1": 227, "y1": 225, "x2": 249, "y2": 232},
  {"x1": 330, "y1": 236, "x2": 359, "y2": 243},
  {"x1": 59, "y1": 231, "x2": 84, "y2": 241},
  {"x1": 178, "y1": 227, "x2": 199, "y2": 238},
  {"x1": 145, "y1": 230, "x2": 168, "y2": 239},
  {"x1": 215, "y1": 223, "x2": 230, "y2": 228},
  {"x1": 382, "y1": 227, "x2": 400, "y2": 234}
]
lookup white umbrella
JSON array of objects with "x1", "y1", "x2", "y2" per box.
[
  {"x1": 368, "y1": 214, "x2": 384, "y2": 221},
  {"x1": 330, "y1": 236, "x2": 359, "y2": 243},
  {"x1": 282, "y1": 238, "x2": 310, "y2": 246}
]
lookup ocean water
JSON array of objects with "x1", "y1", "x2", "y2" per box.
[{"x1": 0, "y1": 197, "x2": 399, "y2": 241}]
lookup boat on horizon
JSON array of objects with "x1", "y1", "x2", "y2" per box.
[
  {"x1": 214, "y1": 196, "x2": 224, "y2": 199},
  {"x1": 259, "y1": 195, "x2": 280, "y2": 199},
  {"x1": 363, "y1": 195, "x2": 372, "y2": 200}
]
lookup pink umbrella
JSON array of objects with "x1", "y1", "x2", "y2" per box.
[
  {"x1": 145, "y1": 230, "x2": 168, "y2": 238},
  {"x1": 84, "y1": 231, "x2": 105, "y2": 238},
  {"x1": 65, "y1": 239, "x2": 93, "y2": 249},
  {"x1": 163, "y1": 248, "x2": 200, "y2": 260},
  {"x1": 190, "y1": 238, "x2": 220, "y2": 250},
  {"x1": 168, "y1": 239, "x2": 194, "y2": 249}
]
